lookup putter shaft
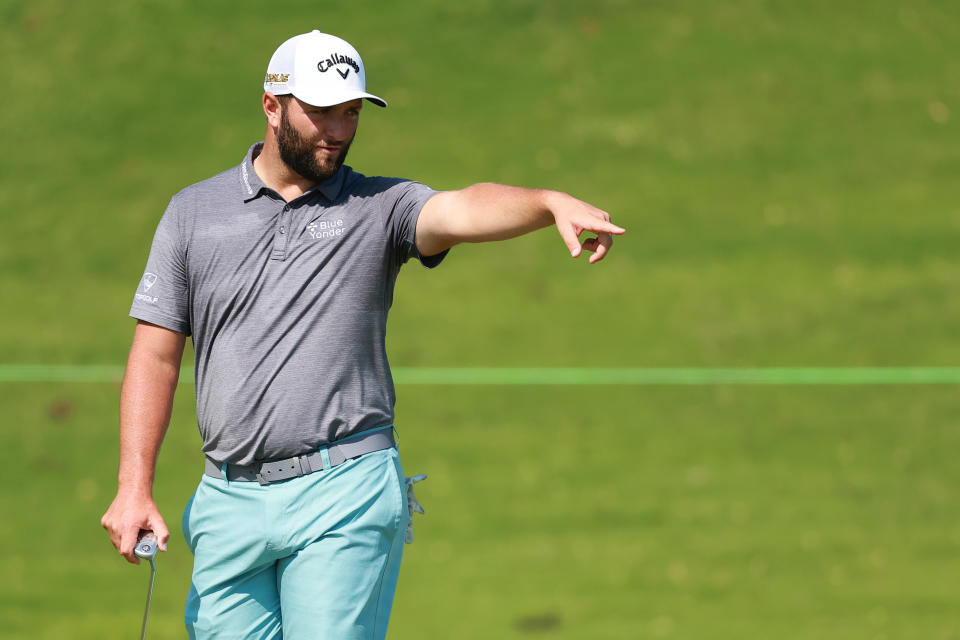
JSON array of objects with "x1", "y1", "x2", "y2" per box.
[
  {"x1": 135, "y1": 533, "x2": 159, "y2": 640},
  {"x1": 140, "y1": 558, "x2": 157, "y2": 640}
]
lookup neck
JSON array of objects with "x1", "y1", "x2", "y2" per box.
[{"x1": 253, "y1": 130, "x2": 317, "y2": 202}]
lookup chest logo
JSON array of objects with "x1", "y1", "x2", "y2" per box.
[{"x1": 307, "y1": 219, "x2": 346, "y2": 239}]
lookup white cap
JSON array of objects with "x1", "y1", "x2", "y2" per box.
[{"x1": 263, "y1": 31, "x2": 387, "y2": 108}]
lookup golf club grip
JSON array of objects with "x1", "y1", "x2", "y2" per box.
[{"x1": 135, "y1": 532, "x2": 158, "y2": 559}]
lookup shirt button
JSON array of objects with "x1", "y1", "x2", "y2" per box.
[{"x1": 279, "y1": 226, "x2": 286, "y2": 234}]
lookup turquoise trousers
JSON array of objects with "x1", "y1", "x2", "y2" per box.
[{"x1": 182, "y1": 447, "x2": 409, "y2": 639}]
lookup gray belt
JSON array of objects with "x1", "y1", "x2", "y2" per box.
[{"x1": 205, "y1": 429, "x2": 396, "y2": 485}]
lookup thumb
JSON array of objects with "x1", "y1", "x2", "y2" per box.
[{"x1": 149, "y1": 515, "x2": 171, "y2": 552}]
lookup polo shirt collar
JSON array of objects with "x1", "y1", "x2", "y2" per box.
[
  {"x1": 238, "y1": 143, "x2": 267, "y2": 201},
  {"x1": 313, "y1": 164, "x2": 349, "y2": 202},
  {"x1": 238, "y1": 142, "x2": 349, "y2": 204}
]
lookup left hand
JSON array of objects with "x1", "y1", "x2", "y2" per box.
[{"x1": 548, "y1": 192, "x2": 626, "y2": 264}]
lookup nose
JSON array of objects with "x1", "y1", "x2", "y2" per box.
[{"x1": 324, "y1": 113, "x2": 353, "y2": 143}]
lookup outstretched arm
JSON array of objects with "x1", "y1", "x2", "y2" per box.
[
  {"x1": 415, "y1": 183, "x2": 625, "y2": 263},
  {"x1": 101, "y1": 320, "x2": 185, "y2": 563}
]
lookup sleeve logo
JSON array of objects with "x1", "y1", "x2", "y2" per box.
[
  {"x1": 135, "y1": 272, "x2": 159, "y2": 304},
  {"x1": 142, "y1": 273, "x2": 158, "y2": 292}
]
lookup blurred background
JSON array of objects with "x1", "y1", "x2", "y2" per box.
[{"x1": 2, "y1": 0, "x2": 959, "y2": 638}]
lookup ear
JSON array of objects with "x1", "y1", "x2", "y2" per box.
[{"x1": 263, "y1": 92, "x2": 283, "y2": 129}]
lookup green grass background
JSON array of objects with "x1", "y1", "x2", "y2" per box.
[{"x1": 1, "y1": 0, "x2": 959, "y2": 638}]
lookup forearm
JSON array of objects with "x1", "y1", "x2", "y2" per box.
[
  {"x1": 117, "y1": 358, "x2": 178, "y2": 495},
  {"x1": 116, "y1": 332, "x2": 183, "y2": 496},
  {"x1": 432, "y1": 183, "x2": 558, "y2": 244},
  {"x1": 416, "y1": 183, "x2": 623, "y2": 261}
]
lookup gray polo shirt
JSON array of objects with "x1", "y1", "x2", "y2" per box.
[{"x1": 130, "y1": 143, "x2": 445, "y2": 465}]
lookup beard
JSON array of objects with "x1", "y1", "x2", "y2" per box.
[{"x1": 277, "y1": 107, "x2": 353, "y2": 184}]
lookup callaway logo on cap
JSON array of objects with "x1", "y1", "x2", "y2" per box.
[{"x1": 263, "y1": 31, "x2": 387, "y2": 108}]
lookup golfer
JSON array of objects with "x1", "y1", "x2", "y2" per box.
[{"x1": 102, "y1": 30, "x2": 624, "y2": 639}]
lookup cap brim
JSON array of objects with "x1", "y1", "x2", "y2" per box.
[{"x1": 291, "y1": 88, "x2": 387, "y2": 108}]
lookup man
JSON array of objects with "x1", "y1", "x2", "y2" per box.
[{"x1": 101, "y1": 30, "x2": 624, "y2": 639}]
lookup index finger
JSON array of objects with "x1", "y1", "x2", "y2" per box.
[
  {"x1": 119, "y1": 525, "x2": 143, "y2": 564},
  {"x1": 580, "y1": 217, "x2": 626, "y2": 236}
]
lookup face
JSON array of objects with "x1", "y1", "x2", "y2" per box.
[{"x1": 276, "y1": 97, "x2": 362, "y2": 183}]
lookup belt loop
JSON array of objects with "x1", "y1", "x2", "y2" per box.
[
  {"x1": 298, "y1": 453, "x2": 312, "y2": 474},
  {"x1": 319, "y1": 445, "x2": 332, "y2": 471},
  {"x1": 221, "y1": 462, "x2": 230, "y2": 487}
]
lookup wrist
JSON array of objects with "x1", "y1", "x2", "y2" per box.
[
  {"x1": 116, "y1": 473, "x2": 155, "y2": 499},
  {"x1": 541, "y1": 189, "x2": 568, "y2": 220}
]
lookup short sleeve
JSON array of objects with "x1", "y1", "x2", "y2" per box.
[
  {"x1": 129, "y1": 196, "x2": 191, "y2": 335},
  {"x1": 386, "y1": 181, "x2": 449, "y2": 268}
]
